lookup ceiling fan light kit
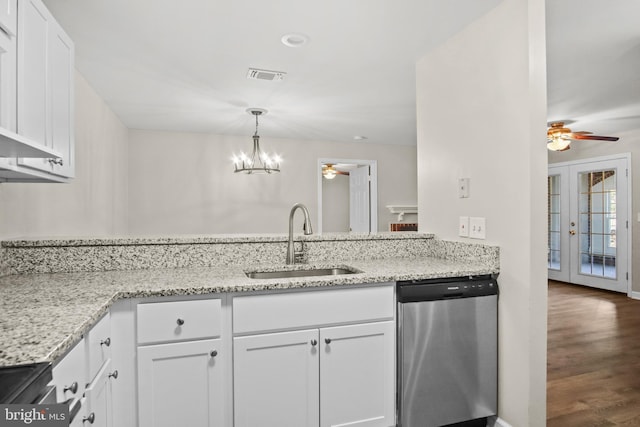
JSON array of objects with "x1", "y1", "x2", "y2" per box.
[
  {"x1": 233, "y1": 109, "x2": 281, "y2": 174},
  {"x1": 322, "y1": 163, "x2": 350, "y2": 180},
  {"x1": 546, "y1": 121, "x2": 619, "y2": 151}
]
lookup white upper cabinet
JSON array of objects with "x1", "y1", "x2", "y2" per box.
[
  {"x1": 17, "y1": 0, "x2": 47, "y2": 145},
  {"x1": 0, "y1": 0, "x2": 16, "y2": 133},
  {"x1": 0, "y1": 0, "x2": 74, "y2": 181},
  {"x1": 15, "y1": 0, "x2": 74, "y2": 177},
  {"x1": 0, "y1": 0, "x2": 17, "y2": 36}
]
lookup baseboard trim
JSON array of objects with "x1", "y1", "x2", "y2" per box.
[
  {"x1": 631, "y1": 291, "x2": 640, "y2": 300},
  {"x1": 488, "y1": 416, "x2": 513, "y2": 427}
]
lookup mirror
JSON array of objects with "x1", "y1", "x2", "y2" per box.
[{"x1": 316, "y1": 158, "x2": 378, "y2": 234}]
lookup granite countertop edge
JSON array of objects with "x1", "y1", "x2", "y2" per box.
[
  {"x1": 1, "y1": 232, "x2": 435, "y2": 248},
  {"x1": 0, "y1": 256, "x2": 498, "y2": 367}
]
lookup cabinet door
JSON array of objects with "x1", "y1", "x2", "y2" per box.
[
  {"x1": 86, "y1": 312, "x2": 111, "y2": 383},
  {"x1": 0, "y1": 0, "x2": 16, "y2": 36},
  {"x1": 18, "y1": 8, "x2": 74, "y2": 177},
  {"x1": 138, "y1": 339, "x2": 224, "y2": 427},
  {"x1": 234, "y1": 330, "x2": 319, "y2": 427},
  {"x1": 17, "y1": 0, "x2": 48, "y2": 145},
  {"x1": 51, "y1": 338, "x2": 86, "y2": 404},
  {"x1": 45, "y1": 18, "x2": 74, "y2": 177},
  {"x1": 319, "y1": 321, "x2": 395, "y2": 427},
  {"x1": 0, "y1": 24, "x2": 16, "y2": 132},
  {"x1": 84, "y1": 361, "x2": 114, "y2": 427}
]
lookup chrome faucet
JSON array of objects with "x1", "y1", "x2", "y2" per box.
[{"x1": 286, "y1": 203, "x2": 313, "y2": 264}]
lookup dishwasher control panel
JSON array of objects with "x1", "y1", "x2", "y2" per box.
[{"x1": 397, "y1": 275, "x2": 498, "y2": 302}]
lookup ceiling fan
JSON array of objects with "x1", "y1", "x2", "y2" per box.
[
  {"x1": 547, "y1": 121, "x2": 619, "y2": 151},
  {"x1": 322, "y1": 164, "x2": 350, "y2": 180}
]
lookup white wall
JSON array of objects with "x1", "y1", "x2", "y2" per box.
[
  {"x1": 127, "y1": 129, "x2": 417, "y2": 235},
  {"x1": 416, "y1": 0, "x2": 548, "y2": 425},
  {"x1": 0, "y1": 72, "x2": 129, "y2": 239},
  {"x1": 548, "y1": 129, "x2": 640, "y2": 293}
]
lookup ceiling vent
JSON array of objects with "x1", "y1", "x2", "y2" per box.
[{"x1": 246, "y1": 68, "x2": 286, "y2": 81}]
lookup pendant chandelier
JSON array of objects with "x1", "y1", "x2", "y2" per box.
[{"x1": 233, "y1": 108, "x2": 281, "y2": 174}]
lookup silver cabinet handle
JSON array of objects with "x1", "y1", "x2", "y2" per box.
[
  {"x1": 100, "y1": 337, "x2": 111, "y2": 347},
  {"x1": 325, "y1": 338, "x2": 332, "y2": 344},
  {"x1": 108, "y1": 370, "x2": 118, "y2": 379},
  {"x1": 64, "y1": 381, "x2": 78, "y2": 394},
  {"x1": 83, "y1": 413, "x2": 95, "y2": 424},
  {"x1": 176, "y1": 318, "x2": 185, "y2": 326},
  {"x1": 48, "y1": 158, "x2": 64, "y2": 166},
  {"x1": 310, "y1": 339, "x2": 317, "y2": 346},
  {"x1": 210, "y1": 350, "x2": 218, "y2": 358}
]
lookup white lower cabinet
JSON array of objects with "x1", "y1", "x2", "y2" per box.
[
  {"x1": 82, "y1": 360, "x2": 115, "y2": 427},
  {"x1": 234, "y1": 322, "x2": 394, "y2": 427},
  {"x1": 232, "y1": 284, "x2": 395, "y2": 427},
  {"x1": 137, "y1": 338, "x2": 225, "y2": 427},
  {"x1": 319, "y1": 322, "x2": 395, "y2": 427},
  {"x1": 234, "y1": 329, "x2": 319, "y2": 427}
]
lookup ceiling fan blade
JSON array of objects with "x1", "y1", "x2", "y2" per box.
[
  {"x1": 571, "y1": 131, "x2": 592, "y2": 135},
  {"x1": 572, "y1": 134, "x2": 619, "y2": 142}
]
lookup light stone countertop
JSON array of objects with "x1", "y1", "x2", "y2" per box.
[
  {"x1": 0, "y1": 255, "x2": 498, "y2": 367},
  {"x1": 1, "y1": 232, "x2": 435, "y2": 247}
]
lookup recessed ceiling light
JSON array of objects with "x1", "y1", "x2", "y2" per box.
[
  {"x1": 281, "y1": 33, "x2": 309, "y2": 48},
  {"x1": 353, "y1": 136, "x2": 368, "y2": 140}
]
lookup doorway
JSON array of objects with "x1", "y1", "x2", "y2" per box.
[
  {"x1": 316, "y1": 158, "x2": 378, "y2": 234},
  {"x1": 548, "y1": 154, "x2": 631, "y2": 294}
]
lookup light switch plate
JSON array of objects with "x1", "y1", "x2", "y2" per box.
[
  {"x1": 469, "y1": 217, "x2": 486, "y2": 239},
  {"x1": 459, "y1": 216, "x2": 469, "y2": 237},
  {"x1": 458, "y1": 178, "x2": 470, "y2": 198}
]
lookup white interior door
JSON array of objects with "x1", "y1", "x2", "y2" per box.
[
  {"x1": 349, "y1": 165, "x2": 370, "y2": 232},
  {"x1": 548, "y1": 166, "x2": 570, "y2": 282},
  {"x1": 548, "y1": 156, "x2": 630, "y2": 293}
]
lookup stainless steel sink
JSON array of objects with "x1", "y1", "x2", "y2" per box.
[{"x1": 245, "y1": 267, "x2": 358, "y2": 279}]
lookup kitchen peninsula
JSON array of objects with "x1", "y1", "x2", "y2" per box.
[{"x1": 0, "y1": 232, "x2": 499, "y2": 427}]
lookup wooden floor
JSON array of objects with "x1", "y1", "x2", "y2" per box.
[{"x1": 547, "y1": 280, "x2": 640, "y2": 426}]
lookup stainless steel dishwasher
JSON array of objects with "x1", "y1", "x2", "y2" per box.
[{"x1": 397, "y1": 275, "x2": 498, "y2": 427}]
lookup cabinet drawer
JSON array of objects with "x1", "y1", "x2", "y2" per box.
[
  {"x1": 233, "y1": 284, "x2": 394, "y2": 334},
  {"x1": 85, "y1": 312, "x2": 111, "y2": 382},
  {"x1": 137, "y1": 299, "x2": 222, "y2": 345},
  {"x1": 51, "y1": 338, "x2": 85, "y2": 403}
]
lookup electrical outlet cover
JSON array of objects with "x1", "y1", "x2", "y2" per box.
[
  {"x1": 459, "y1": 216, "x2": 469, "y2": 237},
  {"x1": 469, "y1": 217, "x2": 486, "y2": 239}
]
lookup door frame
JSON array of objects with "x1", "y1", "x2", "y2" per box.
[
  {"x1": 549, "y1": 153, "x2": 633, "y2": 297},
  {"x1": 317, "y1": 158, "x2": 378, "y2": 234}
]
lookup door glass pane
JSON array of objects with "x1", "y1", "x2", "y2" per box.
[
  {"x1": 548, "y1": 175, "x2": 561, "y2": 270},
  {"x1": 577, "y1": 169, "x2": 617, "y2": 279}
]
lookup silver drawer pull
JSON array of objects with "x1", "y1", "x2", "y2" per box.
[
  {"x1": 310, "y1": 339, "x2": 317, "y2": 346},
  {"x1": 48, "y1": 158, "x2": 64, "y2": 166},
  {"x1": 176, "y1": 318, "x2": 185, "y2": 326},
  {"x1": 100, "y1": 337, "x2": 111, "y2": 347},
  {"x1": 83, "y1": 412, "x2": 95, "y2": 424},
  {"x1": 325, "y1": 338, "x2": 332, "y2": 344},
  {"x1": 63, "y1": 381, "x2": 78, "y2": 394},
  {"x1": 210, "y1": 350, "x2": 218, "y2": 358},
  {"x1": 108, "y1": 370, "x2": 118, "y2": 379}
]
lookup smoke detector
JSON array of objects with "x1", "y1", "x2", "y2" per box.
[{"x1": 246, "y1": 68, "x2": 286, "y2": 81}]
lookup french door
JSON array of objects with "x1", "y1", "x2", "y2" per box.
[{"x1": 548, "y1": 156, "x2": 630, "y2": 293}]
